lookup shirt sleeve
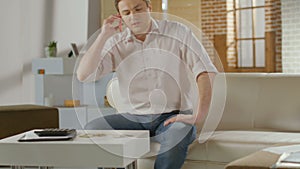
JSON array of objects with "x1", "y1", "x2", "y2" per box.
[
  {"x1": 82, "y1": 37, "x2": 116, "y2": 82},
  {"x1": 180, "y1": 26, "x2": 218, "y2": 80}
]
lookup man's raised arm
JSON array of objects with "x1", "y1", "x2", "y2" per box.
[{"x1": 77, "y1": 15, "x2": 121, "y2": 82}]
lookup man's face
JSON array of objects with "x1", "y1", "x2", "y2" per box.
[{"x1": 118, "y1": 0, "x2": 152, "y2": 35}]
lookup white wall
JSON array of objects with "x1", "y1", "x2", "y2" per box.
[
  {"x1": 0, "y1": 0, "x2": 23, "y2": 105},
  {"x1": 281, "y1": 0, "x2": 300, "y2": 73},
  {"x1": 0, "y1": 0, "x2": 100, "y2": 105}
]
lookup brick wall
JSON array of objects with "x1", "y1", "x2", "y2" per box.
[
  {"x1": 281, "y1": 0, "x2": 300, "y2": 73},
  {"x1": 201, "y1": 0, "x2": 227, "y2": 66},
  {"x1": 202, "y1": 0, "x2": 282, "y2": 72},
  {"x1": 265, "y1": 0, "x2": 282, "y2": 72}
]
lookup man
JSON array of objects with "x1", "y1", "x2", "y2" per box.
[{"x1": 76, "y1": 0, "x2": 217, "y2": 168}]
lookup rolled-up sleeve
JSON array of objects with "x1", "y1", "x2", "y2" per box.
[{"x1": 180, "y1": 27, "x2": 218, "y2": 80}]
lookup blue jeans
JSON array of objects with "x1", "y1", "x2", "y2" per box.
[{"x1": 85, "y1": 110, "x2": 196, "y2": 169}]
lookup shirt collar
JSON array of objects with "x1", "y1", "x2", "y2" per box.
[
  {"x1": 151, "y1": 18, "x2": 160, "y2": 33},
  {"x1": 125, "y1": 18, "x2": 160, "y2": 42}
]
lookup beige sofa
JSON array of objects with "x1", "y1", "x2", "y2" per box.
[{"x1": 107, "y1": 73, "x2": 300, "y2": 169}]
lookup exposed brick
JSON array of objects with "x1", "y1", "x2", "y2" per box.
[{"x1": 201, "y1": 0, "x2": 282, "y2": 72}]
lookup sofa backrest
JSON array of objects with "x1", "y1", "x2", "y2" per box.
[
  {"x1": 214, "y1": 73, "x2": 300, "y2": 132},
  {"x1": 106, "y1": 73, "x2": 300, "y2": 132}
]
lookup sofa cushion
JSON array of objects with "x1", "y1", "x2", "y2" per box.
[
  {"x1": 131, "y1": 131, "x2": 300, "y2": 163},
  {"x1": 144, "y1": 130, "x2": 300, "y2": 164},
  {"x1": 214, "y1": 73, "x2": 300, "y2": 132},
  {"x1": 187, "y1": 130, "x2": 300, "y2": 163},
  {"x1": 214, "y1": 74, "x2": 264, "y2": 131},
  {"x1": 254, "y1": 74, "x2": 300, "y2": 132}
]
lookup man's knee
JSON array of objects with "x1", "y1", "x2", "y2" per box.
[
  {"x1": 158, "y1": 122, "x2": 196, "y2": 147},
  {"x1": 84, "y1": 117, "x2": 113, "y2": 130}
]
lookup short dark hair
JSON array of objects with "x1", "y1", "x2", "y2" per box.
[{"x1": 114, "y1": 0, "x2": 151, "y2": 12}]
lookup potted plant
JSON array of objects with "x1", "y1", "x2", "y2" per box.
[{"x1": 45, "y1": 41, "x2": 57, "y2": 57}]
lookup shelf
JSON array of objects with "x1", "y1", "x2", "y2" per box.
[{"x1": 32, "y1": 57, "x2": 77, "y2": 75}]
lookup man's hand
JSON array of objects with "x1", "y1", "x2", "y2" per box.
[
  {"x1": 163, "y1": 114, "x2": 203, "y2": 133},
  {"x1": 102, "y1": 15, "x2": 123, "y2": 35},
  {"x1": 164, "y1": 114, "x2": 200, "y2": 126},
  {"x1": 163, "y1": 72, "x2": 216, "y2": 134}
]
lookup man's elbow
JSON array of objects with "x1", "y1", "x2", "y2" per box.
[
  {"x1": 197, "y1": 72, "x2": 216, "y2": 81},
  {"x1": 76, "y1": 70, "x2": 87, "y2": 82}
]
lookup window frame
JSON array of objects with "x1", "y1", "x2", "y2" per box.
[{"x1": 233, "y1": 0, "x2": 266, "y2": 70}]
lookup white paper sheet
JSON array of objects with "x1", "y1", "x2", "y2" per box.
[{"x1": 263, "y1": 144, "x2": 300, "y2": 154}]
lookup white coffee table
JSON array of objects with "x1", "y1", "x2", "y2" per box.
[{"x1": 0, "y1": 130, "x2": 150, "y2": 169}]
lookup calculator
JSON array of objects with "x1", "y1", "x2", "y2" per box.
[{"x1": 34, "y1": 128, "x2": 76, "y2": 137}]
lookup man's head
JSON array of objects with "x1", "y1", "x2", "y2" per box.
[
  {"x1": 115, "y1": 0, "x2": 151, "y2": 13},
  {"x1": 114, "y1": 0, "x2": 152, "y2": 37}
]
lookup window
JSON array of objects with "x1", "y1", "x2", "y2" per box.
[{"x1": 234, "y1": 0, "x2": 266, "y2": 70}]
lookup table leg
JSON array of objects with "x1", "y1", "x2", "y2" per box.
[
  {"x1": 11, "y1": 166, "x2": 25, "y2": 169},
  {"x1": 125, "y1": 160, "x2": 137, "y2": 169},
  {"x1": 39, "y1": 167, "x2": 53, "y2": 169}
]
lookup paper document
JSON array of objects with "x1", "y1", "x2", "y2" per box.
[
  {"x1": 271, "y1": 152, "x2": 300, "y2": 169},
  {"x1": 263, "y1": 144, "x2": 300, "y2": 154}
]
